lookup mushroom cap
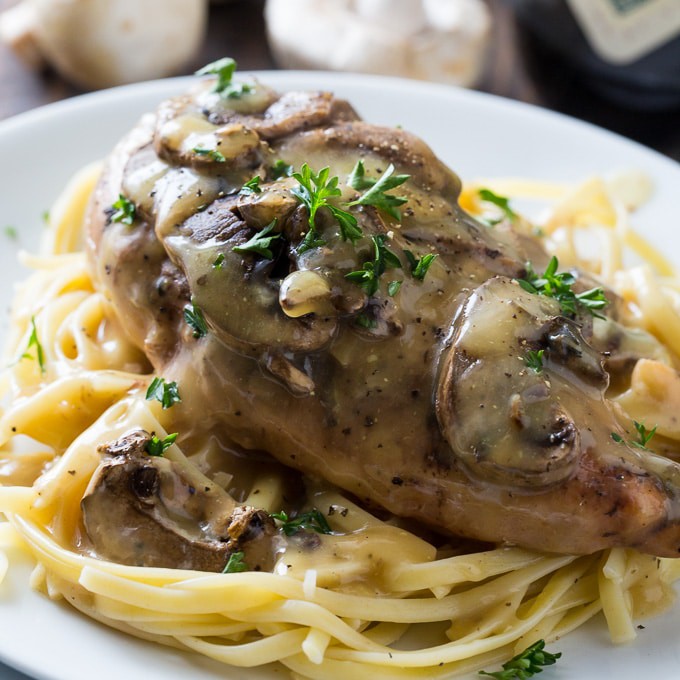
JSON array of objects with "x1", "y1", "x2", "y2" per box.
[
  {"x1": 30, "y1": 0, "x2": 208, "y2": 89},
  {"x1": 265, "y1": 0, "x2": 491, "y2": 87}
]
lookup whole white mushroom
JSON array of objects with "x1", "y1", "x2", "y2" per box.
[
  {"x1": 265, "y1": 0, "x2": 491, "y2": 87},
  {"x1": 0, "y1": 0, "x2": 208, "y2": 90}
]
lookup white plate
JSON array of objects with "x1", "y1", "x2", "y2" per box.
[{"x1": 1, "y1": 72, "x2": 680, "y2": 680}]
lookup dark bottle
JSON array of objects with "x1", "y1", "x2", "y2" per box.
[{"x1": 508, "y1": 0, "x2": 680, "y2": 111}]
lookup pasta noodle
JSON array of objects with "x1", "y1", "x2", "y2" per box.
[{"x1": 1, "y1": 165, "x2": 680, "y2": 680}]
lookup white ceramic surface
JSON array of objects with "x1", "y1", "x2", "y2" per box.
[{"x1": 1, "y1": 72, "x2": 680, "y2": 680}]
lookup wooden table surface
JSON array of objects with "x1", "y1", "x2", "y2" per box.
[{"x1": 1, "y1": 0, "x2": 679, "y2": 162}]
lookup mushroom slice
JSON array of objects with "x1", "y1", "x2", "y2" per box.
[
  {"x1": 81, "y1": 431, "x2": 277, "y2": 572},
  {"x1": 153, "y1": 95, "x2": 269, "y2": 171},
  {"x1": 162, "y1": 194, "x2": 337, "y2": 354},
  {"x1": 207, "y1": 90, "x2": 360, "y2": 139},
  {"x1": 436, "y1": 277, "x2": 611, "y2": 488}
]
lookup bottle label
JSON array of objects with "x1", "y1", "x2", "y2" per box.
[{"x1": 567, "y1": 0, "x2": 680, "y2": 63}]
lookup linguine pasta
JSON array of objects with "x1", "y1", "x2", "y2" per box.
[{"x1": 1, "y1": 164, "x2": 680, "y2": 679}]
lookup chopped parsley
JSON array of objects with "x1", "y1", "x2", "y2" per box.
[
  {"x1": 524, "y1": 349, "x2": 545, "y2": 373},
  {"x1": 183, "y1": 302, "x2": 208, "y2": 338},
  {"x1": 292, "y1": 163, "x2": 361, "y2": 252},
  {"x1": 345, "y1": 234, "x2": 401, "y2": 296},
  {"x1": 518, "y1": 256, "x2": 608, "y2": 318},
  {"x1": 479, "y1": 639, "x2": 561, "y2": 679},
  {"x1": 110, "y1": 194, "x2": 136, "y2": 225},
  {"x1": 271, "y1": 509, "x2": 332, "y2": 536},
  {"x1": 239, "y1": 176, "x2": 262, "y2": 195},
  {"x1": 387, "y1": 280, "x2": 402, "y2": 297},
  {"x1": 222, "y1": 551, "x2": 248, "y2": 573},
  {"x1": 145, "y1": 432, "x2": 178, "y2": 457},
  {"x1": 145, "y1": 377, "x2": 181, "y2": 409},
  {"x1": 270, "y1": 159, "x2": 293, "y2": 179},
  {"x1": 213, "y1": 253, "x2": 226, "y2": 269},
  {"x1": 355, "y1": 313, "x2": 377, "y2": 329},
  {"x1": 42, "y1": 210, "x2": 50, "y2": 225},
  {"x1": 611, "y1": 420, "x2": 658, "y2": 451},
  {"x1": 347, "y1": 160, "x2": 410, "y2": 221},
  {"x1": 4, "y1": 225, "x2": 17, "y2": 240},
  {"x1": 22, "y1": 316, "x2": 46, "y2": 374},
  {"x1": 195, "y1": 57, "x2": 253, "y2": 99},
  {"x1": 404, "y1": 250, "x2": 437, "y2": 282},
  {"x1": 232, "y1": 220, "x2": 281, "y2": 259},
  {"x1": 478, "y1": 187, "x2": 517, "y2": 225},
  {"x1": 193, "y1": 146, "x2": 226, "y2": 163}
]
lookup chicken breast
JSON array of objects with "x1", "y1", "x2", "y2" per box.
[{"x1": 86, "y1": 75, "x2": 680, "y2": 558}]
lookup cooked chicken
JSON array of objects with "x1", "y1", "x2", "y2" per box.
[{"x1": 85, "y1": 74, "x2": 680, "y2": 559}]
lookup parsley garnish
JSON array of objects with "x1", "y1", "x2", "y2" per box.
[
  {"x1": 611, "y1": 420, "x2": 658, "y2": 451},
  {"x1": 240, "y1": 176, "x2": 262, "y2": 195},
  {"x1": 479, "y1": 639, "x2": 561, "y2": 679},
  {"x1": 193, "y1": 146, "x2": 226, "y2": 163},
  {"x1": 518, "y1": 256, "x2": 608, "y2": 318},
  {"x1": 478, "y1": 188, "x2": 517, "y2": 225},
  {"x1": 222, "y1": 551, "x2": 248, "y2": 574},
  {"x1": 270, "y1": 159, "x2": 293, "y2": 179},
  {"x1": 195, "y1": 57, "x2": 253, "y2": 99},
  {"x1": 145, "y1": 377, "x2": 181, "y2": 410},
  {"x1": 345, "y1": 234, "x2": 401, "y2": 296},
  {"x1": 110, "y1": 194, "x2": 136, "y2": 225},
  {"x1": 633, "y1": 421, "x2": 657, "y2": 449},
  {"x1": 355, "y1": 313, "x2": 378, "y2": 329},
  {"x1": 291, "y1": 164, "x2": 361, "y2": 252},
  {"x1": 232, "y1": 220, "x2": 281, "y2": 259},
  {"x1": 4, "y1": 226, "x2": 17, "y2": 240},
  {"x1": 524, "y1": 349, "x2": 544, "y2": 373},
  {"x1": 404, "y1": 250, "x2": 437, "y2": 282},
  {"x1": 184, "y1": 302, "x2": 208, "y2": 338},
  {"x1": 271, "y1": 509, "x2": 332, "y2": 536},
  {"x1": 42, "y1": 210, "x2": 50, "y2": 224},
  {"x1": 22, "y1": 316, "x2": 46, "y2": 374},
  {"x1": 347, "y1": 161, "x2": 410, "y2": 221},
  {"x1": 145, "y1": 432, "x2": 178, "y2": 457},
  {"x1": 213, "y1": 253, "x2": 225, "y2": 269},
  {"x1": 387, "y1": 280, "x2": 402, "y2": 297}
]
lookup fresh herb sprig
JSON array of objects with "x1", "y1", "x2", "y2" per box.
[
  {"x1": 387, "y1": 280, "x2": 402, "y2": 297},
  {"x1": 110, "y1": 194, "x2": 136, "y2": 225},
  {"x1": 271, "y1": 508, "x2": 332, "y2": 536},
  {"x1": 611, "y1": 420, "x2": 658, "y2": 451},
  {"x1": 518, "y1": 256, "x2": 608, "y2": 318},
  {"x1": 232, "y1": 220, "x2": 281, "y2": 259},
  {"x1": 345, "y1": 234, "x2": 401, "y2": 296},
  {"x1": 184, "y1": 302, "x2": 208, "y2": 339},
  {"x1": 145, "y1": 432, "x2": 178, "y2": 457},
  {"x1": 404, "y1": 250, "x2": 437, "y2": 282},
  {"x1": 478, "y1": 188, "x2": 517, "y2": 225},
  {"x1": 292, "y1": 164, "x2": 361, "y2": 251},
  {"x1": 479, "y1": 639, "x2": 561, "y2": 679},
  {"x1": 22, "y1": 316, "x2": 46, "y2": 374},
  {"x1": 195, "y1": 57, "x2": 253, "y2": 99},
  {"x1": 146, "y1": 377, "x2": 181, "y2": 410},
  {"x1": 222, "y1": 551, "x2": 248, "y2": 574},
  {"x1": 270, "y1": 159, "x2": 293, "y2": 179},
  {"x1": 347, "y1": 160, "x2": 410, "y2": 221},
  {"x1": 240, "y1": 176, "x2": 262, "y2": 195},
  {"x1": 524, "y1": 349, "x2": 545, "y2": 373},
  {"x1": 193, "y1": 147, "x2": 226, "y2": 163}
]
